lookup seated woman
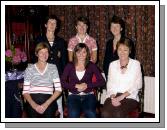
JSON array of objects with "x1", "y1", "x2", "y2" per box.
[
  {"x1": 61, "y1": 43, "x2": 105, "y2": 118},
  {"x1": 101, "y1": 38, "x2": 142, "y2": 118},
  {"x1": 22, "y1": 42, "x2": 62, "y2": 118}
]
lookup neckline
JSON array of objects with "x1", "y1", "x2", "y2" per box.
[{"x1": 35, "y1": 63, "x2": 48, "y2": 75}]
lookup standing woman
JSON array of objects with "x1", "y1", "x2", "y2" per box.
[
  {"x1": 68, "y1": 16, "x2": 97, "y2": 63},
  {"x1": 103, "y1": 15, "x2": 135, "y2": 78},
  {"x1": 101, "y1": 38, "x2": 142, "y2": 118},
  {"x1": 23, "y1": 42, "x2": 62, "y2": 118},
  {"x1": 32, "y1": 15, "x2": 68, "y2": 76},
  {"x1": 62, "y1": 43, "x2": 105, "y2": 118}
]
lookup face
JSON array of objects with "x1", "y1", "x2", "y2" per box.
[
  {"x1": 110, "y1": 23, "x2": 122, "y2": 36},
  {"x1": 45, "y1": 19, "x2": 57, "y2": 32},
  {"x1": 117, "y1": 44, "x2": 130, "y2": 61},
  {"x1": 37, "y1": 48, "x2": 49, "y2": 63},
  {"x1": 76, "y1": 48, "x2": 87, "y2": 62},
  {"x1": 76, "y1": 21, "x2": 88, "y2": 35}
]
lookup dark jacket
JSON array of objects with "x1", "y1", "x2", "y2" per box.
[
  {"x1": 103, "y1": 37, "x2": 135, "y2": 78},
  {"x1": 31, "y1": 35, "x2": 68, "y2": 75}
]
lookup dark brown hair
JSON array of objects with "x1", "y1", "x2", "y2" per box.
[
  {"x1": 73, "y1": 43, "x2": 90, "y2": 67},
  {"x1": 109, "y1": 15, "x2": 125, "y2": 37}
]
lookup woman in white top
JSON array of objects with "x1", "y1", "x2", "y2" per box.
[
  {"x1": 23, "y1": 42, "x2": 62, "y2": 117},
  {"x1": 101, "y1": 38, "x2": 142, "y2": 118}
]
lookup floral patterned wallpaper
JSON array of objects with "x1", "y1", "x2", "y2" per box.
[{"x1": 49, "y1": 5, "x2": 155, "y2": 76}]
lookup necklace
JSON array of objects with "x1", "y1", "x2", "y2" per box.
[{"x1": 120, "y1": 63, "x2": 128, "y2": 69}]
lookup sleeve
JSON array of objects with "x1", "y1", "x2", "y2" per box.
[
  {"x1": 86, "y1": 64, "x2": 105, "y2": 89},
  {"x1": 67, "y1": 38, "x2": 75, "y2": 51},
  {"x1": 129, "y1": 38, "x2": 136, "y2": 59},
  {"x1": 22, "y1": 67, "x2": 32, "y2": 94},
  {"x1": 127, "y1": 61, "x2": 142, "y2": 94},
  {"x1": 91, "y1": 38, "x2": 98, "y2": 51},
  {"x1": 52, "y1": 65, "x2": 62, "y2": 92},
  {"x1": 61, "y1": 63, "x2": 77, "y2": 92},
  {"x1": 103, "y1": 41, "x2": 111, "y2": 77},
  {"x1": 60, "y1": 39, "x2": 68, "y2": 74},
  {"x1": 106, "y1": 63, "x2": 117, "y2": 98}
]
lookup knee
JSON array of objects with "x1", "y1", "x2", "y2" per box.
[
  {"x1": 84, "y1": 110, "x2": 96, "y2": 118},
  {"x1": 101, "y1": 110, "x2": 111, "y2": 118},
  {"x1": 68, "y1": 111, "x2": 80, "y2": 118}
]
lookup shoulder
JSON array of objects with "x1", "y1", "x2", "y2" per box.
[
  {"x1": 129, "y1": 58, "x2": 140, "y2": 66},
  {"x1": 65, "y1": 62, "x2": 74, "y2": 68},
  {"x1": 25, "y1": 64, "x2": 35, "y2": 73},
  {"x1": 109, "y1": 60, "x2": 118, "y2": 68},
  {"x1": 87, "y1": 35, "x2": 96, "y2": 41},
  {"x1": 69, "y1": 36, "x2": 77, "y2": 41},
  {"x1": 55, "y1": 36, "x2": 65, "y2": 42},
  {"x1": 48, "y1": 63, "x2": 57, "y2": 69}
]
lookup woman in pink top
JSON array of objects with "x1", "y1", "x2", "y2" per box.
[
  {"x1": 101, "y1": 38, "x2": 142, "y2": 118},
  {"x1": 68, "y1": 16, "x2": 97, "y2": 63}
]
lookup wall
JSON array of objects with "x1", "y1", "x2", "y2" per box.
[{"x1": 49, "y1": 5, "x2": 155, "y2": 76}]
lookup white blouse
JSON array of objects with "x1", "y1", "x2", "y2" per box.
[{"x1": 106, "y1": 58, "x2": 142, "y2": 102}]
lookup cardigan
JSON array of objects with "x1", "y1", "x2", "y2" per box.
[{"x1": 61, "y1": 62, "x2": 105, "y2": 94}]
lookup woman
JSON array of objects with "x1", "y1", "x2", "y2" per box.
[
  {"x1": 101, "y1": 38, "x2": 142, "y2": 118},
  {"x1": 61, "y1": 43, "x2": 105, "y2": 118},
  {"x1": 103, "y1": 15, "x2": 135, "y2": 78},
  {"x1": 68, "y1": 16, "x2": 97, "y2": 63},
  {"x1": 32, "y1": 15, "x2": 67, "y2": 76},
  {"x1": 23, "y1": 42, "x2": 62, "y2": 118}
]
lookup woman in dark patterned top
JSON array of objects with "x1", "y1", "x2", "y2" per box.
[
  {"x1": 61, "y1": 43, "x2": 105, "y2": 118},
  {"x1": 103, "y1": 15, "x2": 135, "y2": 78}
]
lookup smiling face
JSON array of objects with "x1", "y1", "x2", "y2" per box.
[
  {"x1": 117, "y1": 44, "x2": 130, "y2": 61},
  {"x1": 76, "y1": 48, "x2": 87, "y2": 62},
  {"x1": 37, "y1": 48, "x2": 49, "y2": 63},
  {"x1": 110, "y1": 23, "x2": 122, "y2": 36},
  {"x1": 76, "y1": 21, "x2": 88, "y2": 35}
]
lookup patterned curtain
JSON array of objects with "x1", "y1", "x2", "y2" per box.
[{"x1": 49, "y1": 5, "x2": 155, "y2": 76}]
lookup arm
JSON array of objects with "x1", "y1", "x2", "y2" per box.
[
  {"x1": 91, "y1": 50, "x2": 97, "y2": 63},
  {"x1": 127, "y1": 61, "x2": 142, "y2": 93},
  {"x1": 106, "y1": 62, "x2": 117, "y2": 98},
  {"x1": 61, "y1": 63, "x2": 78, "y2": 92},
  {"x1": 86, "y1": 63, "x2": 105, "y2": 89},
  {"x1": 103, "y1": 40, "x2": 112, "y2": 77},
  {"x1": 68, "y1": 51, "x2": 73, "y2": 62},
  {"x1": 60, "y1": 39, "x2": 68, "y2": 71}
]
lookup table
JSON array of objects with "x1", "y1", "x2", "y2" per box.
[{"x1": 5, "y1": 70, "x2": 24, "y2": 118}]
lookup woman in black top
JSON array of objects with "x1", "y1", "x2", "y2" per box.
[
  {"x1": 31, "y1": 15, "x2": 68, "y2": 76},
  {"x1": 103, "y1": 15, "x2": 135, "y2": 78}
]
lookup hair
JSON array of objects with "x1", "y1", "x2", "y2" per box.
[
  {"x1": 109, "y1": 15, "x2": 125, "y2": 37},
  {"x1": 75, "y1": 16, "x2": 90, "y2": 27},
  {"x1": 35, "y1": 42, "x2": 50, "y2": 56},
  {"x1": 73, "y1": 43, "x2": 90, "y2": 67},
  {"x1": 116, "y1": 38, "x2": 132, "y2": 53},
  {"x1": 44, "y1": 14, "x2": 58, "y2": 24}
]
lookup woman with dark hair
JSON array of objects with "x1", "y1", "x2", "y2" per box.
[
  {"x1": 68, "y1": 16, "x2": 97, "y2": 63},
  {"x1": 61, "y1": 43, "x2": 105, "y2": 118},
  {"x1": 103, "y1": 15, "x2": 135, "y2": 78},
  {"x1": 101, "y1": 39, "x2": 142, "y2": 118}
]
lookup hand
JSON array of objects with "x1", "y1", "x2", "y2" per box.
[
  {"x1": 116, "y1": 94, "x2": 125, "y2": 102},
  {"x1": 111, "y1": 98, "x2": 121, "y2": 107},
  {"x1": 75, "y1": 83, "x2": 87, "y2": 92}
]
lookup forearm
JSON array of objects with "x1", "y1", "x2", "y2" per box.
[{"x1": 45, "y1": 91, "x2": 62, "y2": 106}]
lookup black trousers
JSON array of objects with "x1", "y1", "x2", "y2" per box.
[
  {"x1": 101, "y1": 93, "x2": 139, "y2": 118},
  {"x1": 26, "y1": 93, "x2": 57, "y2": 118}
]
